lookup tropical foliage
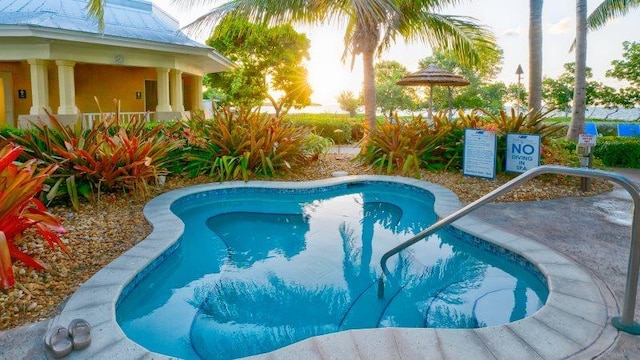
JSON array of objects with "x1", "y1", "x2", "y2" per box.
[
  {"x1": 181, "y1": 108, "x2": 311, "y2": 181},
  {"x1": 10, "y1": 111, "x2": 181, "y2": 210},
  {"x1": 359, "y1": 114, "x2": 448, "y2": 177},
  {"x1": 0, "y1": 144, "x2": 67, "y2": 289}
]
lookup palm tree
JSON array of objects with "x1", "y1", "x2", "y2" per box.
[
  {"x1": 567, "y1": 0, "x2": 588, "y2": 141},
  {"x1": 178, "y1": 0, "x2": 497, "y2": 131},
  {"x1": 528, "y1": 0, "x2": 543, "y2": 119},
  {"x1": 566, "y1": 0, "x2": 639, "y2": 141}
]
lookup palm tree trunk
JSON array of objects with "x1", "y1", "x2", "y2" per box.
[
  {"x1": 362, "y1": 49, "x2": 377, "y2": 132},
  {"x1": 567, "y1": 0, "x2": 588, "y2": 141},
  {"x1": 528, "y1": 0, "x2": 543, "y2": 119}
]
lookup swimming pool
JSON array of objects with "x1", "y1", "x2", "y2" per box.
[
  {"x1": 116, "y1": 180, "x2": 547, "y2": 359},
  {"x1": 49, "y1": 176, "x2": 611, "y2": 360}
]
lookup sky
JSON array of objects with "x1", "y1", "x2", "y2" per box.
[{"x1": 151, "y1": 0, "x2": 640, "y2": 106}]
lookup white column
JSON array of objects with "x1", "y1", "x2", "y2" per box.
[
  {"x1": 170, "y1": 69, "x2": 184, "y2": 112},
  {"x1": 27, "y1": 59, "x2": 51, "y2": 115},
  {"x1": 191, "y1": 75, "x2": 203, "y2": 111},
  {"x1": 55, "y1": 60, "x2": 77, "y2": 115},
  {"x1": 156, "y1": 67, "x2": 172, "y2": 112}
]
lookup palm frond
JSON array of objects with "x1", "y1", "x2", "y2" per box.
[
  {"x1": 85, "y1": 0, "x2": 105, "y2": 32},
  {"x1": 181, "y1": 0, "x2": 327, "y2": 36},
  {"x1": 588, "y1": 0, "x2": 640, "y2": 31},
  {"x1": 381, "y1": 12, "x2": 496, "y2": 68}
]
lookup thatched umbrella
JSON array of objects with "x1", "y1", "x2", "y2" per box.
[{"x1": 397, "y1": 64, "x2": 470, "y2": 120}]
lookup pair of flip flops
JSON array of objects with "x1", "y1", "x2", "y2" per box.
[{"x1": 44, "y1": 319, "x2": 91, "y2": 358}]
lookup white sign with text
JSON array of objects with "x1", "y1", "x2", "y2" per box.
[
  {"x1": 463, "y1": 129, "x2": 497, "y2": 179},
  {"x1": 506, "y1": 133, "x2": 541, "y2": 173}
]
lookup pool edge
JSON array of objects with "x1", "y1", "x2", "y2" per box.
[{"x1": 50, "y1": 176, "x2": 616, "y2": 360}]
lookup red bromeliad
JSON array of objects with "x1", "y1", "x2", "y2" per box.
[{"x1": 0, "y1": 144, "x2": 67, "y2": 289}]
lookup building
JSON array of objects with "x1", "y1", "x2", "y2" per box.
[{"x1": 0, "y1": 0, "x2": 234, "y2": 127}]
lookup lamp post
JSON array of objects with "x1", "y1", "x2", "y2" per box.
[{"x1": 516, "y1": 64, "x2": 524, "y2": 113}]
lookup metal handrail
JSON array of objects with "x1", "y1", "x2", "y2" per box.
[{"x1": 377, "y1": 165, "x2": 640, "y2": 334}]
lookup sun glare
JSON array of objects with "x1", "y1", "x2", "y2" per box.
[{"x1": 305, "y1": 28, "x2": 363, "y2": 106}]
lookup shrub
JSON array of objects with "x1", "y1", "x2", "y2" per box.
[
  {"x1": 301, "y1": 133, "x2": 333, "y2": 160},
  {"x1": 593, "y1": 136, "x2": 640, "y2": 168},
  {"x1": 183, "y1": 109, "x2": 311, "y2": 181},
  {"x1": 284, "y1": 114, "x2": 365, "y2": 143},
  {"x1": 10, "y1": 111, "x2": 181, "y2": 209},
  {"x1": 359, "y1": 114, "x2": 446, "y2": 176},
  {"x1": 0, "y1": 144, "x2": 67, "y2": 289}
]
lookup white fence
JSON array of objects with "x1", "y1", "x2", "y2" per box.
[{"x1": 82, "y1": 112, "x2": 153, "y2": 127}]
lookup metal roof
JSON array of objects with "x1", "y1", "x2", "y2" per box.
[{"x1": 0, "y1": 0, "x2": 208, "y2": 49}]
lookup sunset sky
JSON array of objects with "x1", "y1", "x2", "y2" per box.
[{"x1": 152, "y1": 0, "x2": 640, "y2": 106}]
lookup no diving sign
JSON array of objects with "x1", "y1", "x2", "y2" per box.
[{"x1": 506, "y1": 133, "x2": 541, "y2": 173}]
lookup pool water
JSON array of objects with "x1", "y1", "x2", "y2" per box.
[{"x1": 116, "y1": 182, "x2": 548, "y2": 359}]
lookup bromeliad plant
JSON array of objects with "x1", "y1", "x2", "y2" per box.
[
  {"x1": 11, "y1": 109, "x2": 182, "y2": 210},
  {"x1": 0, "y1": 144, "x2": 67, "y2": 289},
  {"x1": 359, "y1": 114, "x2": 447, "y2": 176},
  {"x1": 183, "y1": 108, "x2": 310, "y2": 181}
]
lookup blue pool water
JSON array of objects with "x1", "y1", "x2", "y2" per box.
[{"x1": 117, "y1": 182, "x2": 548, "y2": 359}]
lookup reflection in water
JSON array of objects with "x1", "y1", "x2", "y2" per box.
[
  {"x1": 190, "y1": 275, "x2": 348, "y2": 359},
  {"x1": 510, "y1": 279, "x2": 528, "y2": 322},
  {"x1": 118, "y1": 185, "x2": 547, "y2": 360},
  {"x1": 206, "y1": 212, "x2": 309, "y2": 268}
]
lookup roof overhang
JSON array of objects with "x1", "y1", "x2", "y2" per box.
[{"x1": 0, "y1": 24, "x2": 235, "y2": 73}]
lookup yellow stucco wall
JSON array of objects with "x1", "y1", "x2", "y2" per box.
[
  {"x1": 2, "y1": 60, "x2": 202, "y2": 125},
  {"x1": 0, "y1": 61, "x2": 31, "y2": 124},
  {"x1": 75, "y1": 64, "x2": 156, "y2": 113}
]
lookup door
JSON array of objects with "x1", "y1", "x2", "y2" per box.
[
  {"x1": 144, "y1": 80, "x2": 157, "y2": 112},
  {"x1": 0, "y1": 72, "x2": 13, "y2": 127}
]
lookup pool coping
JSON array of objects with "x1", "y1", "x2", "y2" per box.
[{"x1": 48, "y1": 175, "x2": 618, "y2": 359}]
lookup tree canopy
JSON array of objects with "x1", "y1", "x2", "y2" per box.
[
  {"x1": 606, "y1": 41, "x2": 640, "y2": 113},
  {"x1": 373, "y1": 60, "x2": 417, "y2": 117},
  {"x1": 205, "y1": 17, "x2": 312, "y2": 116}
]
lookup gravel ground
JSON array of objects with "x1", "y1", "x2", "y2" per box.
[{"x1": 0, "y1": 153, "x2": 612, "y2": 331}]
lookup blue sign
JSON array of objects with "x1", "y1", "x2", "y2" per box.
[{"x1": 506, "y1": 133, "x2": 541, "y2": 173}]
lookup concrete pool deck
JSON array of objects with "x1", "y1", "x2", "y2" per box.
[{"x1": 1, "y1": 169, "x2": 639, "y2": 359}]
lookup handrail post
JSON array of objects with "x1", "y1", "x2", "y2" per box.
[
  {"x1": 612, "y1": 199, "x2": 640, "y2": 334},
  {"x1": 377, "y1": 165, "x2": 640, "y2": 334}
]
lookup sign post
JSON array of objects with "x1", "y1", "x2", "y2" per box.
[
  {"x1": 578, "y1": 134, "x2": 597, "y2": 191},
  {"x1": 463, "y1": 129, "x2": 497, "y2": 179},
  {"x1": 506, "y1": 134, "x2": 541, "y2": 173}
]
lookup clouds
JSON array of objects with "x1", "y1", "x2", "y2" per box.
[
  {"x1": 549, "y1": 17, "x2": 573, "y2": 34},
  {"x1": 504, "y1": 27, "x2": 522, "y2": 36}
]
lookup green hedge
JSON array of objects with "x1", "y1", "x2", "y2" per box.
[
  {"x1": 283, "y1": 114, "x2": 365, "y2": 143},
  {"x1": 593, "y1": 136, "x2": 640, "y2": 168}
]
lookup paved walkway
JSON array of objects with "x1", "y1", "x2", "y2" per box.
[
  {"x1": 471, "y1": 167, "x2": 640, "y2": 359},
  {"x1": 1, "y1": 167, "x2": 639, "y2": 359}
]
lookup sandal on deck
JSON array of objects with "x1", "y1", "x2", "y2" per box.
[
  {"x1": 44, "y1": 326, "x2": 73, "y2": 358},
  {"x1": 68, "y1": 318, "x2": 91, "y2": 350}
]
